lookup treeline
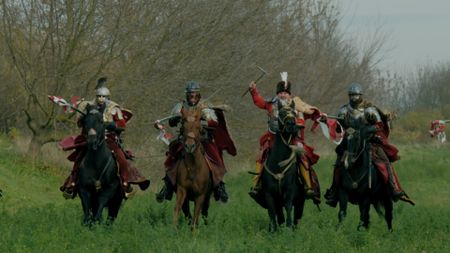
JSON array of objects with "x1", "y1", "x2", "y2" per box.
[{"x1": 1, "y1": 0, "x2": 449, "y2": 156}]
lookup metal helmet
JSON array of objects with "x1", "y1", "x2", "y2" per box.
[
  {"x1": 96, "y1": 87, "x2": 111, "y2": 97},
  {"x1": 185, "y1": 81, "x2": 201, "y2": 93},
  {"x1": 348, "y1": 82, "x2": 363, "y2": 95}
]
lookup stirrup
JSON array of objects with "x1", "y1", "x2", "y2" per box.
[
  {"x1": 62, "y1": 189, "x2": 76, "y2": 199},
  {"x1": 399, "y1": 195, "x2": 415, "y2": 206},
  {"x1": 124, "y1": 185, "x2": 137, "y2": 199},
  {"x1": 155, "y1": 185, "x2": 167, "y2": 203},
  {"x1": 305, "y1": 188, "x2": 315, "y2": 199}
]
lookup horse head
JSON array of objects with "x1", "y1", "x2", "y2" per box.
[
  {"x1": 180, "y1": 107, "x2": 203, "y2": 154},
  {"x1": 278, "y1": 101, "x2": 298, "y2": 136},
  {"x1": 82, "y1": 104, "x2": 105, "y2": 151}
]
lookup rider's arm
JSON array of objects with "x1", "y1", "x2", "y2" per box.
[
  {"x1": 111, "y1": 107, "x2": 126, "y2": 131},
  {"x1": 250, "y1": 86, "x2": 271, "y2": 110},
  {"x1": 168, "y1": 116, "x2": 181, "y2": 127},
  {"x1": 201, "y1": 108, "x2": 219, "y2": 128}
]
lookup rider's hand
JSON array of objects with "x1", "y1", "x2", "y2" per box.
[
  {"x1": 105, "y1": 122, "x2": 116, "y2": 131},
  {"x1": 319, "y1": 113, "x2": 328, "y2": 122},
  {"x1": 154, "y1": 120, "x2": 163, "y2": 130},
  {"x1": 249, "y1": 81, "x2": 256, "y2": 90}
]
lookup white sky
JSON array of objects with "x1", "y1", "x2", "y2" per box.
[{"x1": 338, "y1": 0, "x2": 450, "y2": 72}]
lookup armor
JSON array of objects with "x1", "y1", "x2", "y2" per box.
[
  {"x1": 337, "y1": 104, "x2": 367, "y2": 130},
  {"x1": 171, "y1": 102, "x2": 183, "y2": 117},
  {"x1": 96, "y1": 87, "x2": 111, "y2": 97},
  {"x1": 364, "y1": 107, "x2": 382, "y2": 124},
  {"x1": 185, "y1": 81, "x2": 200, "y2": 93},
  {"x1": 185, "y1": 81, "x2": 201, "y2": 106},
  {"x1": 78, "y1": 99, "x2": 122, "y2": 124},
  {"x1": 348, "y1": 83, "x2": 363, "y2": 95},
  {"x1": 266, "y1": 97, "x2": 298, "y2": 133}
]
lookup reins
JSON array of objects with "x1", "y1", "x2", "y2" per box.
[
  {"x1": 264, "y1": 148, "x2": 296, "y2": 193},
  {"x1": 344, "y1": 139, "x2": 372, "y2": 189}
]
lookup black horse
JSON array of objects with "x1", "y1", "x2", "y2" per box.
[
  {"x1": 337, "y1": 126, "x2": 393, "y2": 231},
  {"x1": 260, "y1": 102, "x2": 306, "y2": 232},
  {"x1": 77, "y1": 105, "x2": 123, "y2": 226}
]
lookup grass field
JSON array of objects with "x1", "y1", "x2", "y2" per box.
[{"x1": 1, "y1": 136, "x2": 449, "y2": 253}]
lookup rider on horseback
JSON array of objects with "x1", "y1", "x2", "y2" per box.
[
  {"x1": 60, "y1": 77, "x2": 137, "y2": 199},
  {"x1": 324, "y1": 83, "x2": 415, "y2": 207},
  {"x1": 155, "y1": 81, "x2": 236, "y2": 203},
  {"x1": 247, "y1": 73, "x2": 322, "y2": 203}
]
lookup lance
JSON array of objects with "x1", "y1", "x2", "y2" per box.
[{"x1": 47, "y1": 95, "x2": 86, "y2": 116}]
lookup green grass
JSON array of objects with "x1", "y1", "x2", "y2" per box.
[{"x1": 1, "y1": 136, "x2": 450, "y2": 253}]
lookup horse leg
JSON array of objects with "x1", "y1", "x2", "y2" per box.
[
  {"x1": 265, "y1": 193, "x2": 278, "y2": 233},
  {"x1": 94, "y1": 196, "x2": 109, "y2": 223},
  {"x1": 357, "y1": 199, "x2": 370, "y2": 231},
  {"x1": 285, "y1": 200, "x2": 294, "y2": 229},
  {"x1": 79, "y1": 191, "x2": 93, "y2": 226},
  {"x1": 173, "y1": 187, "x2": 187, "y2": 228},
  {"x1": 106, "y1": 191, "x2": 123, "y2": 225},
  {"x1": 384, "y1": 196, "x2": 394, "y2": 232},
  {"x1": 338, "y1": 191, "x2": 348, "y2": 228},
  {"x1": 201, "y1": 195, "x2": 211, "y2": 226},
  {"x1": 293, "y1": 197, "x2": 305, "y2": 228},
  {"x1": 182, "y1": 199, "x2": 192, "y2": 225},
  {"x1": 276, "y1": 203, "x2": 285, "y2": 226},
  {"x1": 192, "y1": 194, "x2": 206, "y2": 231}
]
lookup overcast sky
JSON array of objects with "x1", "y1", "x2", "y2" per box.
[{"x1": 339, "y1": 0, "x2": 450, "y2": 72}]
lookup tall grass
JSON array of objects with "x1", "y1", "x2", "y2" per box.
[{"x1": 1, "y1": 136, "x2": 449, "y2": 253}]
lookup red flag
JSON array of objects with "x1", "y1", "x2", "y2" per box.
[{"x1": 318, "y1": 119, "x2": 344, "y2": 144}]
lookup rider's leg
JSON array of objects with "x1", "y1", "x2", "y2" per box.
[
  {"x1": 107, "y1": 139, "x2": 133, "y2": 197},
  {"x1": 60, "y1": 149, "x2": 84, "y2": 199},
  {"x1": 388, "y1": 165, "x2": 414, "y2": 205},
  {"x1": 299, "y1": 163, "x2": 314, "y2": 198},
  {"x1": 249, "y1": 161, "x2": 263, "y2": 196},
  {"x1": 214, "y1": 181, "x2": 229, "y2": 203},
  {"x1": 156, "y1": 175, "x2": 174, "y2": 202},
  {"x1": 325, "y1": 162, "x2": 341, "y2": 207}
]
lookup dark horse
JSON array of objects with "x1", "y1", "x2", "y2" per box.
[
  {"x1": 261, "y1": 102, "x2": 306, "y2": 232},
  {"x1": 78, "y1": 105, "x2": 123, "y2": 226},
  {"x1": 172, "y1": 106, "x2": 213, "y2": 230},
  {"x1": 337, "y1": 126, "x2": 393, "y2": 231}
]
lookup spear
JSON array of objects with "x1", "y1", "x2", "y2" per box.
[{"x1": 48, "y1": 95, "x2": 85, "y2": 116}]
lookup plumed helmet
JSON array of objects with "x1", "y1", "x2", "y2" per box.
[
  {"x1": 276, "y1": 81, "x2": 291, "y2": 95},
  {"x1": 96, "y1": 87, "x2": 111, "y2": 97},
  {"x1": 185, "y1": 80, "x2": 201, "y2": 93},
  {"x1": 348, "y1": 82, "x2": 363, "y2": 95}
]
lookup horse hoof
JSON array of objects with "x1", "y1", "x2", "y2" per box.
[{"x1": 357, "y1": 224, "x2": 368, "y2": 231}]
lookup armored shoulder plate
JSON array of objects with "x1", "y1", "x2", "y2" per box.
[
  {"x1": 364, "y1": 106, "x2": 382, "y2": 124},
  {"x1": 338, "y1": 103, "x2": 366, "y2": 129},
  {"x1": 77, "y1": 99, "x2": 95, "y2": 115},
  {"x1": 265, "y1": 96, "x2": 278, "y2": 103},
  {"x1": 104, "y1": 100, "x2": 121, "y2": 123},
  {"x1": 336, "y1": 104, "x2": 349, "y2": 119},
  {"x1": 171, "y1": 102, "x2": 183, "y2": 116},
  {"x1": 202, "y1": 108, "x2": 218, "y2": 122}
]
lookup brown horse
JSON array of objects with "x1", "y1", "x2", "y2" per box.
[{"x1": 172, "y1": 106, "x2": 213, "y2": 230}]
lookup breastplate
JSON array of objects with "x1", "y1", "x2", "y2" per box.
[
  {"x1": 268, "y1": 105, "x2": 279, "y2": 133},
  {"x1": 345, "y1": 105, "x2": 366, "y2": 129}
]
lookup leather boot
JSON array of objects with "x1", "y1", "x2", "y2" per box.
[
  {"x1": 60, "y1": 174, "x2": 77, "y2": 199},
  {"x1": 155, "y1": 177, "x2": 174, "y2": 203},
  {"x1": 214, "y1": 181, "x2": 228, "y2": 203},
  {"x1": 299, "y1": 164, "x2": 314, "y2": 198},
  {"x1": 123, "y1": 182, "x2": 136, "y2": 199},
  {"x1": 324, "y1": 187, "x2": 338, "y2": 207}
]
